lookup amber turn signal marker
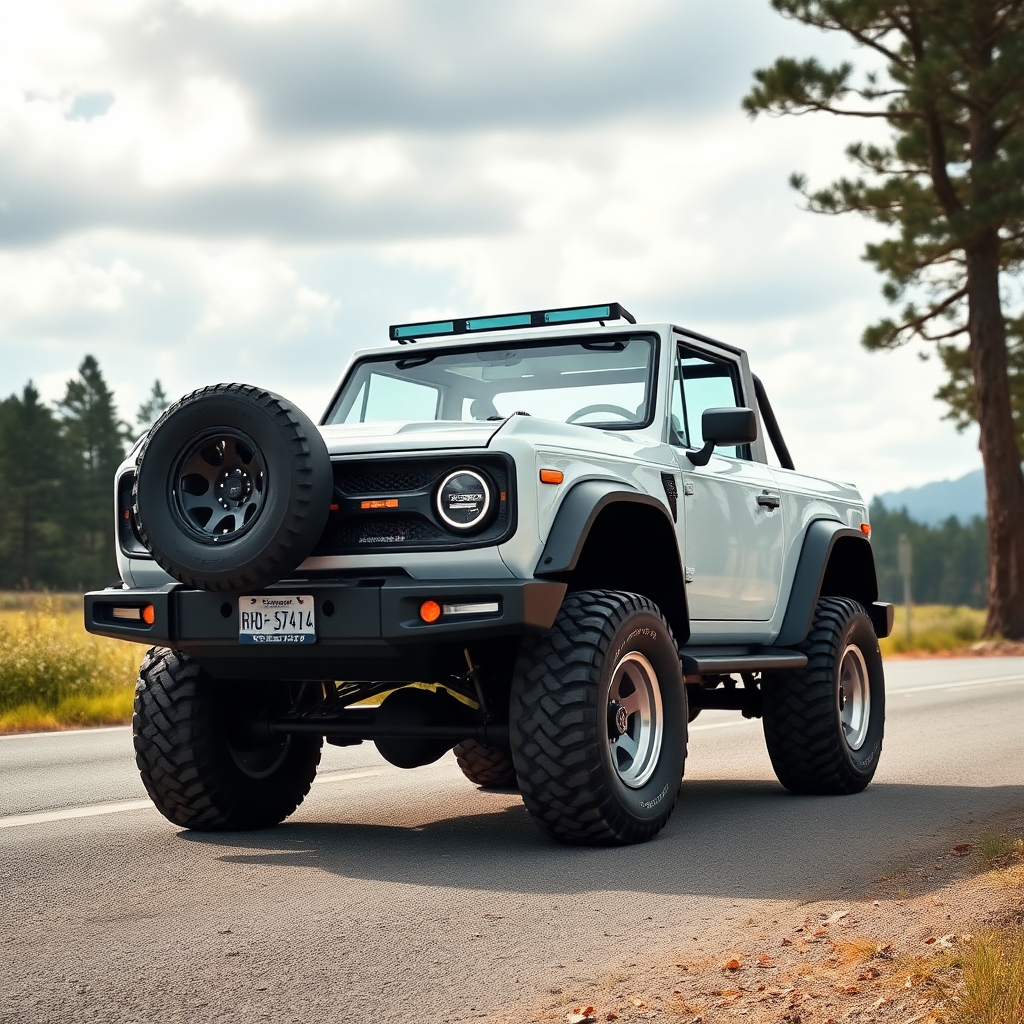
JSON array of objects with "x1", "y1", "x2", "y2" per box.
[
  {"x1": 142, "y1": 604, "x2": 155, "y2": 626},
  {"x1": 419, "y1": 600, "x2": 442, "y2": 623},
  {"x1": 361, "y1": 498, "x2": 399, "y2": 510},
  {"x1": 860, "y1": 523, "x2": 872, "y2": 537},
  {"x1": 539, "y1": 469, "x2": 564, "y2": 485}
]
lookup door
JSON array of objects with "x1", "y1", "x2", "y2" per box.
[{"x1": 670, "y1": 343, "x2": 785, "y2": 621}]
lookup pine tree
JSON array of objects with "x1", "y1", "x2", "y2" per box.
[
  {"x1": 136, "y1": 379, "x2": 169, "y2": 434},
  {"x1": 56, "y1": 356, "x2": 130, "y2": 589},
  {"x1": 744, "y1": 0, "x2": 1024, "y2": 638},
  {"x1": 0, "y1": 384, "x2": 64, "y2": 589}
]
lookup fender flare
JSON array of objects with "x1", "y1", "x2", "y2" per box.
[
  {"x1": 775, "y1": 519, "x2": 891, "y2": 646},
  {"x1": 535, "y1": 479, "x2": 676, "y2": 576}
]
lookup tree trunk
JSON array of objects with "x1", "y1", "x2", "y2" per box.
[{"x1": 966, "y1": 237, "x2": 1024, "y2": 639}]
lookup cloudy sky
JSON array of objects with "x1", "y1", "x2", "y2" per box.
[{"x1": 0, "y1": 0, "x2": 982, "y2": 497}]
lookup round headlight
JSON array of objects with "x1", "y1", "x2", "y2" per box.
[{"x1": 436, "y1": 469, "x2": 492, "y2": 531}]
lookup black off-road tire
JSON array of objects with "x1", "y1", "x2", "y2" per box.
[
  {"x1": 510, "y1": 590, "x2": 687, "y2": 846},
  {"x1": 762, "y1": 597, "x2": 885, "y2": 795},
  {"x1": 453, "y1": 740, "x2": 518, "y2": 789},
  {"x1": 133, "y1": 646, "x2": 322, "y2": 830},
  {"x1": 134, "y1": 383, "x2": 332, "y2": 592}
]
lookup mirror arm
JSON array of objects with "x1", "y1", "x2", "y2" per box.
[{"x1": 686, "y1": 440, "x2": 716, "y2": 467}]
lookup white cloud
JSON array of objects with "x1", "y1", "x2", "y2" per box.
[{"x1": 0, "y1": 0, "x2": 985, "y2": 500}]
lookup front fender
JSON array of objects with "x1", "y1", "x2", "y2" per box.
[{"x1": 534, "y1": 479, "x2": 673, "y2": 576}]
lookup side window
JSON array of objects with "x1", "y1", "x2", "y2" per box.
[{"x1": 674, "y1": 345, "x2": 746, "y2": 459}]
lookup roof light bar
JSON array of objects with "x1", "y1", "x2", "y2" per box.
[{"x1": 389, "y1": 302, "x2": 636, "y2": 343}]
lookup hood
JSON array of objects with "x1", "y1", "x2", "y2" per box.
[{"x1": 319, "y1": 420, "x2": 503, "y2": 455}]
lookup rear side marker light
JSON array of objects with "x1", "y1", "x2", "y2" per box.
[
  {"x1": 539, "y1": 469, "x2": 564, "y2": 484},
  {"x1": 861, "y1": 523, "x2": 872, "y2": 537},
  {"x1": 442, "y1": 602, "x2": 499, "y2": 617},
  {"x1": 419, "y1": 600, "x2": 442, "y2": 623}
]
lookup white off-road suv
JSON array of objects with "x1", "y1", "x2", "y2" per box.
[{"x1": 86, "y1": 302, "x2": 893, "y2": 846}]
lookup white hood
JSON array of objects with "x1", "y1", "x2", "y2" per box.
[{"x1": 319, "y1": 420, "x2": 502, "y2": 455}]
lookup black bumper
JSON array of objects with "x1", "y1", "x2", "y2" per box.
[{"x1": 85, "y1": 577, "x2": 566, "y2": 658}]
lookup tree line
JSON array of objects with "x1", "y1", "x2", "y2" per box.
[
  {"x1": 0, "y1": 357, "x2": 167, "y2": 592},
  {"x1": 870, "y1": 499, "x2": 987, "y2": 609},
  {"x1": 0, "y1": 354, "x2": 991, "y2": 604}
]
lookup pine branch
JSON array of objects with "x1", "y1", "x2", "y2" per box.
[{"x1": 920, "y1": 323, "x2": 969, "y2": 342}]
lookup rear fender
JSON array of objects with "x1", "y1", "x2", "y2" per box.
[{"x1": 775, "y1": 519, "x2": 892, "y2": 645}]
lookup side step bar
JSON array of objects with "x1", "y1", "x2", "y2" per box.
[{"x1": 678, "y1": 646, "x2": 807, "y2": 675}]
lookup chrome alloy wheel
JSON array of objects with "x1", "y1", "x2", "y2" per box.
[
  {"x1": 838, "y1": 643, "x2": 871, "y2": 751},
  {"x1": 606, "y1": 651, "x2": 664, "y2": 788}
]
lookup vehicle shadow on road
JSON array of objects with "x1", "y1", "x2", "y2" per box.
[{"x1": 181, "y1": 779, "x2": 1024, "y2": 902}]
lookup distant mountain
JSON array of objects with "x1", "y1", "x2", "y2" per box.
[{"x1": 875, "y1": 468, "x2": 986, "y2": 526}]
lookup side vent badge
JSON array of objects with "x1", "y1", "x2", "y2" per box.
[{"x1": 660, "y1": 473, "x2": 679, "y2": 522}]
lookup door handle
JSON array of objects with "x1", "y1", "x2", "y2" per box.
[{"x1": 756, "y1": 492, "x2": 781, "y2": 509}]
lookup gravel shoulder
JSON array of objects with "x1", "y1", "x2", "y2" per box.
[{"x1": 501, "y1": 806, "x2": 1024, "y2": 1024}]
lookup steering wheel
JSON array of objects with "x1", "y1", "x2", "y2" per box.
[{"x1": 566, "y1": 404, "x2": 636, "y2": 424}]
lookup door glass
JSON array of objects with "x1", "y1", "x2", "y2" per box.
[{"x1": 674, "y1": 346, "x2": 744, "y2": 459}]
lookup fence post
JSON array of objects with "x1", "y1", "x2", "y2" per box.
[{"x1": 897, "y1": 533, "x2": 913, "y2": 644}]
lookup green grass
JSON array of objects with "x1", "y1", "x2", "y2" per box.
[
  {"x1": 0, "y1": 593, "x2": 142, "y2": 733},
  {"x1": 880, "y1": 603, "x2": 986, "y2": 656}
]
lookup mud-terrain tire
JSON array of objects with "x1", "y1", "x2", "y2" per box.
[
  {"x1": 510, "y1": 590, "x2": 686, "y2": 846},
  {"x1": 133, "y1": 646, "x2": 322, "y2": 830},
  {"x1": 453, "y1": 740, "x2": 518, "y2": 789},
  {"x1": 762, "y1": 597, "x2": 884, "y2": 795},
  {"x1": 133, "y1": 383, "x2": 332, "y2": 592}
]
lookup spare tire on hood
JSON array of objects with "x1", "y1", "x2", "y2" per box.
[{"x1": 133, "y1": 383, "x2": 332, "y2": 592}]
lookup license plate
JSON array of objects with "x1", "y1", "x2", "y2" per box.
[{"x1": 238, "y1": 595, "x2": 316, "y2": 644}]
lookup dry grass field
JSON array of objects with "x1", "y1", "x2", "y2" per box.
[{"x1": 0, "y1": 592, "x2": 142, "y2": 733}]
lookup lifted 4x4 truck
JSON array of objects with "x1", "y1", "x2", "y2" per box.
[{"x1": 86, "y1": 302, "x2": 894, "y2": 846}]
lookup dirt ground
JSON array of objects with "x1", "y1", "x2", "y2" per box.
[{"x1": 490, "y1": 807, "x2": 1024, "y2": 1024}]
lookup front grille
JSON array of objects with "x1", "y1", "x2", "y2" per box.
[
  {"x1": 333, "y1": 514, "x2": 446, "y2": 547},
  {"x1": 335, "y1": 465, "x2": 438, "y2": 494},
  {"x1": 312, "y1": 454, "x2": 516, "y2": 556}
]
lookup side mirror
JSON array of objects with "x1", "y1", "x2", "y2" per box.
[{"x1": 686, "y1": 407, "x2": 757, "y2": 466}]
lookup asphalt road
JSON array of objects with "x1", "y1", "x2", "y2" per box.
[{"x1": 2, "y1": 658, "x2": 1023, "y2": 1024}]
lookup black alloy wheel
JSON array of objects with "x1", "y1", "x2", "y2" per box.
[{"x1": 171, "y1": 428, "x2": 269, "y2": 543}]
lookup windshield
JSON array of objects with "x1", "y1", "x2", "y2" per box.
[{"x1": 326, "y1": 334, "x2": 657, "y2": 430}]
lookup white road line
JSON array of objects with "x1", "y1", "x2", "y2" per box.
[
  {"x1": 690, "y1": 720, "x2": 752, "y2": 732},
  {"x1": 888, "y1": 675, "x2": 1024, "y2": 695},
  {"x1": 0, "y1": 725, "x2": 131, "y2": 742},
  {"x1": 686, "y1": 674, "x2": 1024, "y2": 731},
  {"x1": 0, "y1": 768, "x2": 388, "y2": 830},
  {"x1": 314, "y1": 769, "x2": 385, "y2": 785},
  {"x1": 0, "y1": 799, "x2": 155, "y2": 830}
]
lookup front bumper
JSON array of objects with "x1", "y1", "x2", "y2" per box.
[{"x1": 85, "y1": 577, "x2": 566, "y2": 652}]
